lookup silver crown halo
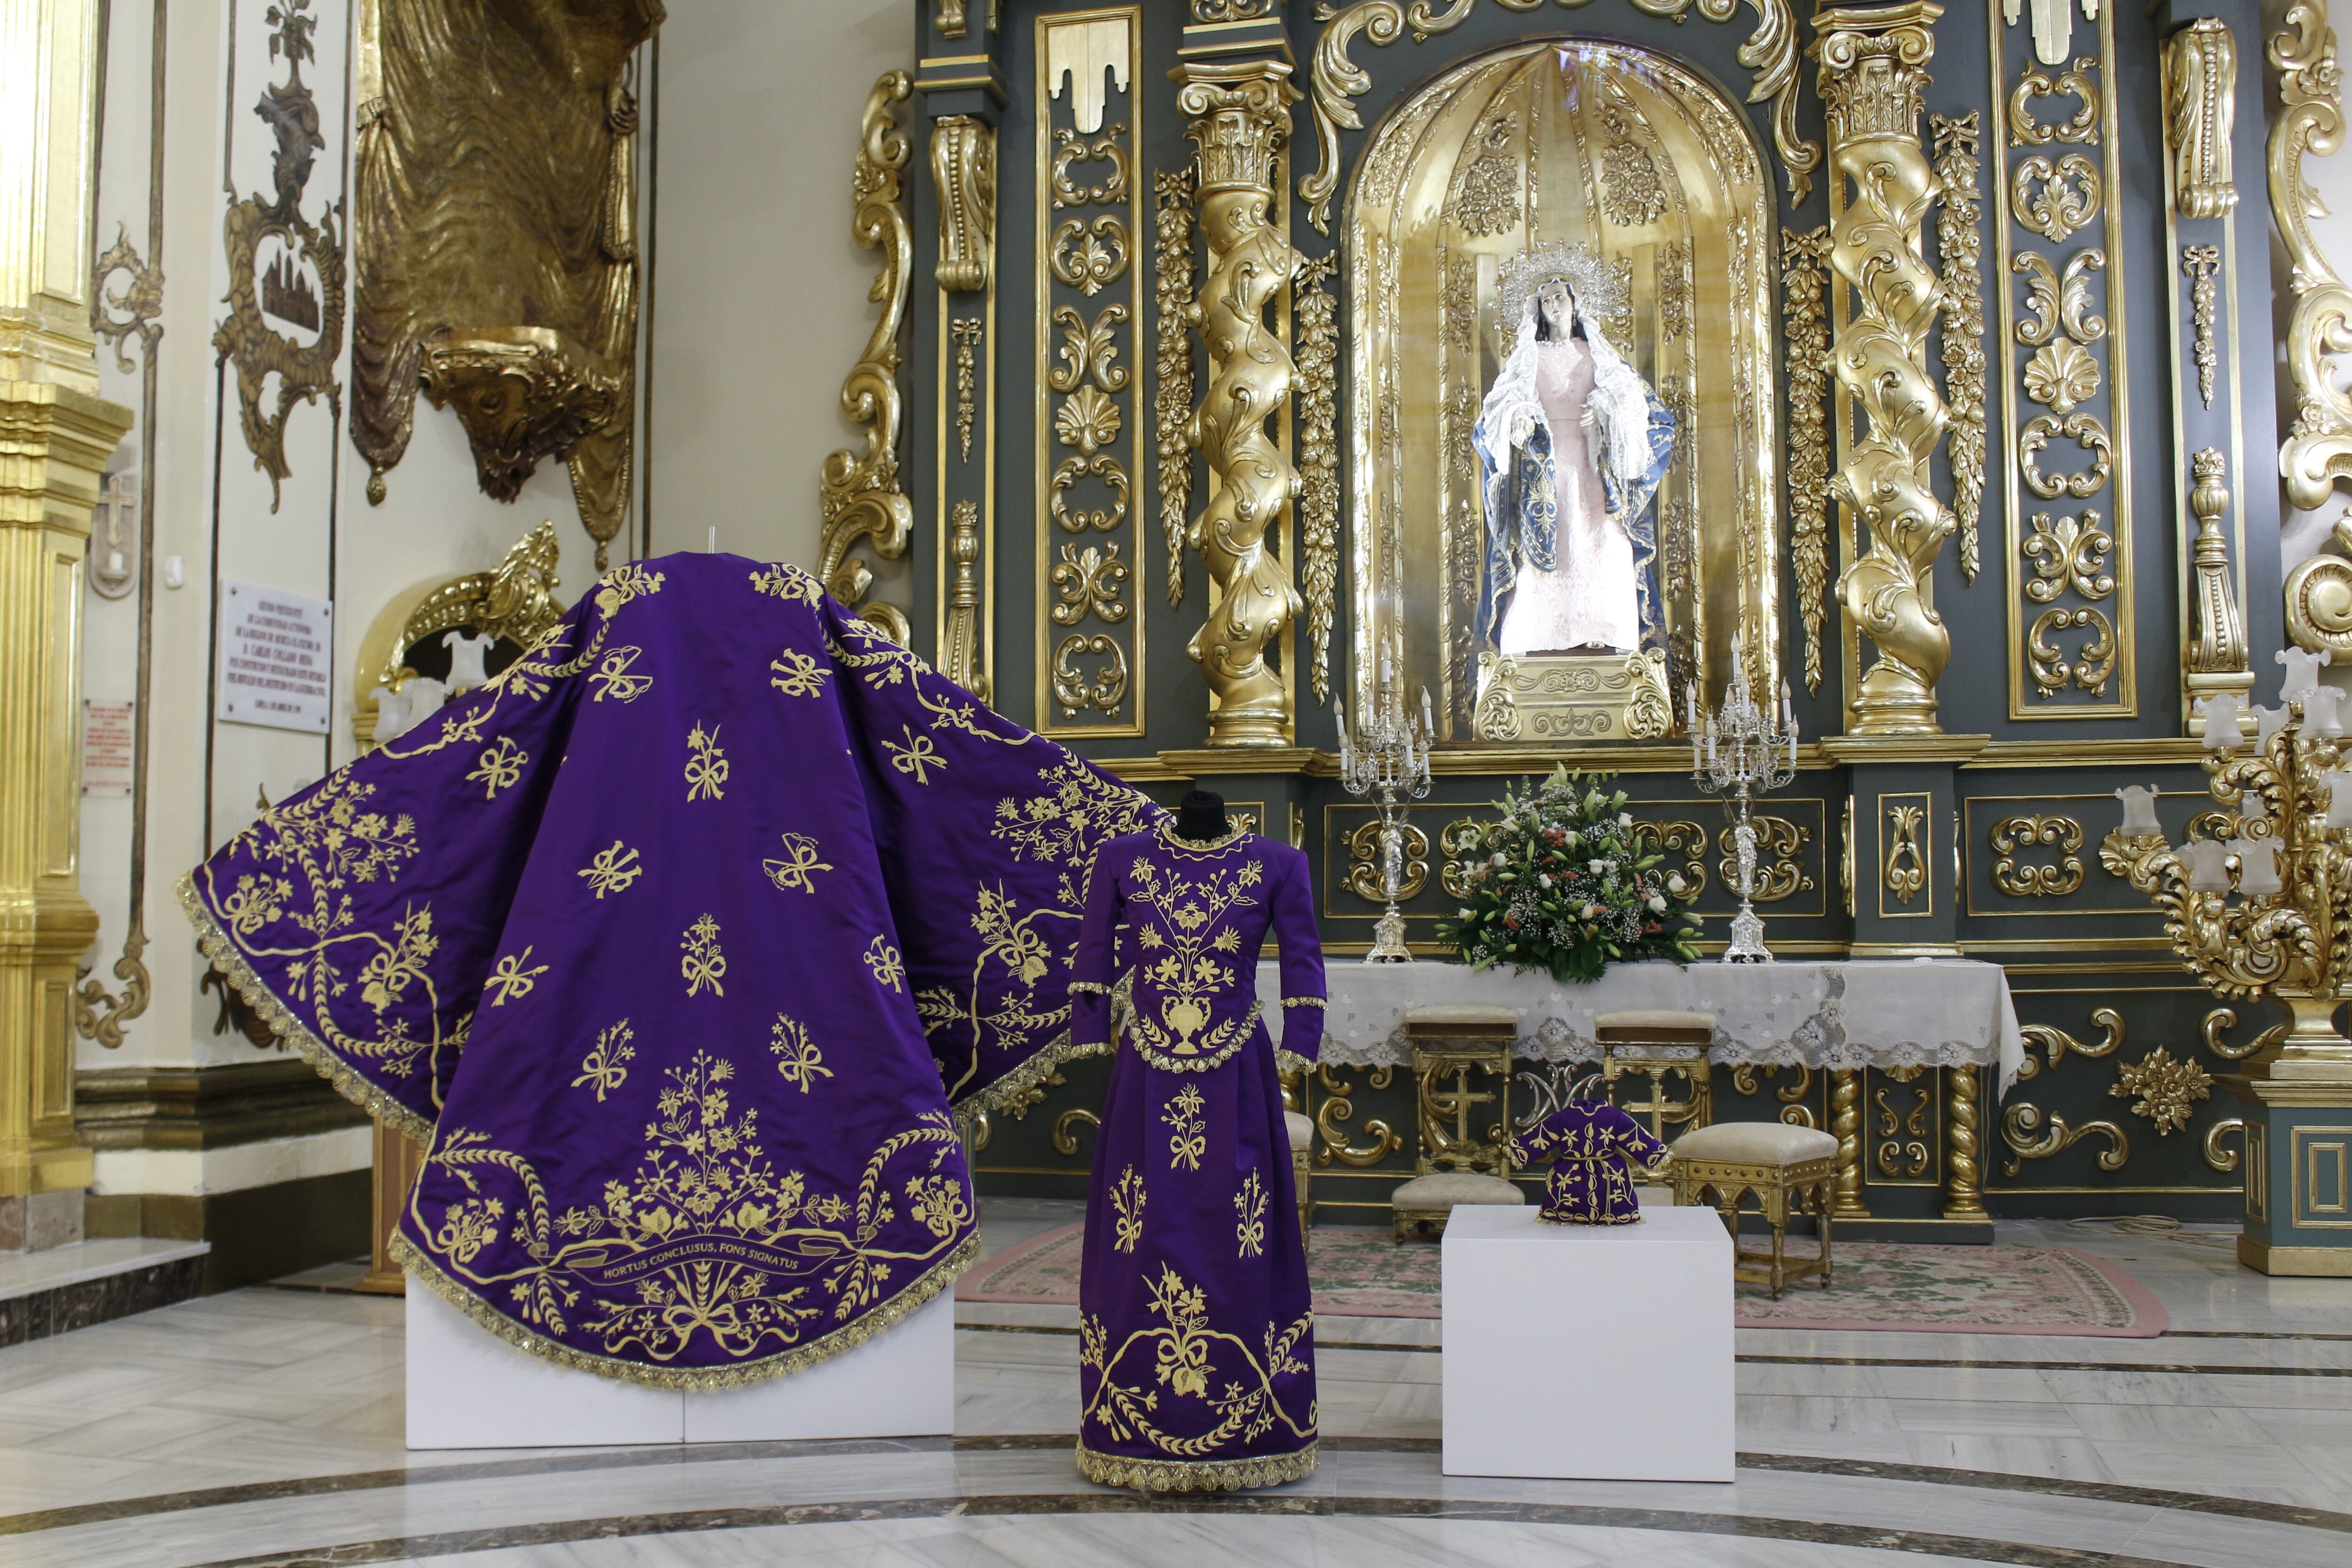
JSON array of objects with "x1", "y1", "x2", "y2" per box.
[{"x1": 1496, "y1": 240, "x2": 1633, "y2": 335}]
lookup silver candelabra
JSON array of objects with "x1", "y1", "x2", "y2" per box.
[
  {"x1": 1689, "y1": 652, "x2": 1798, "y2": 963},
  {"x1": 1335, "y1": 681, "x2": 1433, "y2": 964}
]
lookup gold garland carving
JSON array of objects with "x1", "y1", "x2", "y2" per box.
[
  {"x1": 1297, "y1": 254, "x2": 1341, "y2": 705},
  {"x1": 1781, "y1": 225, "x2": 1832, "y2": 694},
  {"x1": 818, "y1": 73, "x2": 917, "y2": 645},
  {"x1": 1153, "y1": 168, "x2": 1197, "y2": 607},
  {"x1": 1297, "y1": 0, "x2": 1817, "y2": 233},
  {"x1": 2181, "y1": 246, "x2": 2221, "y2": 411},
  {"x1": 1818, "y1": 6, "x2": 1954, "y2": 736},
  {"x1": 1178, "y1": 61, "x2": 1303, "y2": 746},
  {"x1": 1931, "y1": 113, "x2": 1986, "y2": 584},
  {"x1": 2271, "y1": 3, "x2": 2352, "y2": 510},
  {"x1": 1987, "y1": 813, "x2": 2084, "y2": 897}
]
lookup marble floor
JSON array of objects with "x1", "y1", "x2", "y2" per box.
[{"x1": 0, "y1": 1199, "x2": 2344, "y2": 1567}]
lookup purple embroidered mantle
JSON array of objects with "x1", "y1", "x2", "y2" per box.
[
  {"x1": 1070, "y1": 825, "x2": 1327, "y2": 1492},
  {"x1": 179, "y1": 554, "x2": 1160, "y2": 1386},
  {"x1": 1509, "y1": 1101, "x2": 1667, "y2": 1225}
]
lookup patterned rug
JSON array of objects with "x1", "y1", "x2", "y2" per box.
[{"x1": 957, "y1": 1223, "x2": 2168, "y2": 1336}]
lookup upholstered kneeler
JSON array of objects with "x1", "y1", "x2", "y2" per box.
[
  {"x1": 1391, "y1": 1170, "x2": 1524, "y2": 1239},
  {"x1": 1668, "y1": 1121, "x2": 1838, "y2": 1298},
  {"x1": 1286, "y1": 1109, "x2": 1314, "y2": 1245}
]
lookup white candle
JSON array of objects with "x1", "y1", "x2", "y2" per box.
[
  {"x1": 707, "y1": 526, "x2": 718, "y2": 553},
  {"x1": 2236, "y1": 839, "x2": 2283, "y2": 897},
  {"x1": 2327, "y1": 769, "x2": 2352, "y2": 829},
  {"x1": 2115, "y1": 784, "x2": 2161, "y2": 836},
  {"x1": 1421, "y1": 685, "x2": 1434, "y2": 740},
  {"x1": 2198, "y1": 693, "x2": 2246, "y2": 750},
  {"x1": 2183, "y1": 837, "x2": 2233, "y2": 892}
]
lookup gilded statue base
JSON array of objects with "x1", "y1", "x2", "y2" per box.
[{"x1": 1470, "y1": 651, "x2": 1673, "y2": 744}]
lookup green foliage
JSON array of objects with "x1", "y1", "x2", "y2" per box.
[{"x1": 1436, "y1": 766, "x2": 1700, "y2": 983}]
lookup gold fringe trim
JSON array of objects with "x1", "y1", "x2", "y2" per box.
[
  {"x1": 177, "y1": 872, "x2": 439, "y2": 1146},
  {"x1": 393, "y1": 1228, "x2": 981, "y2": 1391},
  {"x1": 957, "y1": 1030, "x2": 1114, "y2": 1122},
  {"x1": 1275, "y1": 1048, "x2": 1314, "y2": 1077},
  {"x1": 1076, "y1": 1439, "x2": 1319, "y2": 1493}
]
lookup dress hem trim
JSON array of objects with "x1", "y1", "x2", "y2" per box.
[{"x1": 1075, "y1": 1439, "x2": 1319, "y2": 1492}]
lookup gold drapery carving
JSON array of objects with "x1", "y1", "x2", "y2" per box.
[
  {"x1": 2164, "y1": 18, "x2": 2238, "y2": 221},
  {"x1": 1817, "y1": 3, "x2": 1954, "y2": 736},
  {"x1": 1177, "y1": 60, "x2": 1303, "y2": 747},
  {"x1": 217, "y1": 0, "x2": 345, "y2": 512},
  {"x1": 820, "y1": 72, "x2": 917, "y2": 646},
  {"x1": 1931, "y1": 113, "x2": 1985, "y2": 585},
  {"x1": 2183, "y1": 449, "x2": 2253, "y2": 729},
  {"x1": 1298, "y1": 0, "x2": 1816, "y2": 232},
  {"x1": 351, "y1": 0, "x2": 656, "y2": 569},
  {"x1": 2271, "y1": 2, "x2": 2352, "y2": 512}
]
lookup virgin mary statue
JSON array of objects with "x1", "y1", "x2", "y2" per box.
[{"x1": 1471, "y1": 245, "x2": 1676, "y2": 661}]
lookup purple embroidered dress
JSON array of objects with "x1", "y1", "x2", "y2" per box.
[
  {"x1": 179, "y1": 554, "x2": 1161, "y2": 1387},
  {"x1": 1509, "y1": 1101, "x2": 1667, "y2": 1224},
  {"x1": 1068, "y1": 823, "x2": 1326, "y2": 1491}
]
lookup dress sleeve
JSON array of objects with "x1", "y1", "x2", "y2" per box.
[
  {"x1": 1271, "y1": 848, "x2": 1327, "y2": 1062},
  {"x1": 1069, "y1": 843, "x2": 1123, "y2": 1048}
]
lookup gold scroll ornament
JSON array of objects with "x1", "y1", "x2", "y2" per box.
[
  {"x1": 1815, "y1": 4, "x2": 1955, "y2": 735},
  {"x1": 1177, "y1": 60, "x2": 1304, "y2": 747},
  {"x1": 818, "y1": 73, "x2": 917, "y2": 646},
  {"x1": 2272, "y1": 3, "x2": 2352, "y2": 512}
]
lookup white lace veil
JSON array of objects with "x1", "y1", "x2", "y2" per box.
[{"x1": 1478, "y1": 286, "x2": 1656, "y2": 504}]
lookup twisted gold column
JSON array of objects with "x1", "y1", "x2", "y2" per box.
[
  {"x1": 1176, "y1": 61, "x2": 1303, "y2": 747},
  {"x1": 1943, "y1": 1063, "x2": 1987, "y2": 1218},
  {"x1": 1814, "y1": 4, "x2": 1954, "y2": 735},
  {"x1": 1829, "y1": 1067, "x2": 1871, "y2": 1218}
]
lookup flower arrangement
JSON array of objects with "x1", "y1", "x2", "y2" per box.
[{"x1": 1437, "y1": 766, "x2": 1700, "y2": 982}]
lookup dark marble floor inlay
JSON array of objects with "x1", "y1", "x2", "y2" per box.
[{"x1": 183, "y1": 1490, "x2": 2224, "y2": 1568}]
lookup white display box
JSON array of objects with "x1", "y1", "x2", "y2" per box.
[
  {"x1": 1441, "y1": 1201, "x2": 1734, "y2": 1482},
  {"x1": 406, "y1": 1285, "x2": 955, "y2": 1449}
]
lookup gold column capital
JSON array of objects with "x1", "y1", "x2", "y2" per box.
[
  {"x1": 0, "y1": 0, "x2": 106, "y2": 395},
  {"x1": 0, "y1": 381, "x2": 136, "y2": 534}
]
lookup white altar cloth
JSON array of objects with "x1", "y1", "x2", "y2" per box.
[{"x1": 1260, "y1": 957, "x2": 2025, "y2": 1091}]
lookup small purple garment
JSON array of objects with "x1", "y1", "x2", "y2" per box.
[
  {"x1": 179, "y1": 554, "x2": 1162, "y2": 1385},
  {"x1": 1069, "y1": 823, "x2": 1326, "y2": 1492},
  {"x1": 1509, "y1": 1100, "x2": 1667, "y2": 1225}
]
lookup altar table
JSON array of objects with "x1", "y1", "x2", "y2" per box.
[{"x1": 1257, "y1": 956, "x2": 2025, "y2": 1092}]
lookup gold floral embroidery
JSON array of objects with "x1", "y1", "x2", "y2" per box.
[
  {"x1": 1125, "y1": 857, "x2": 1263, "y2": 1067},
  {"x1": 1164, "y1": 1082, "x2": 1207, "y2": 1171},
  {"x1": 769, "y1": 646, "x2": 827, "y2": 697},
  {"x1": 1111, "y1": 1165, "x2": 1146, "y2": 1252},
  {"x1": 905, "y1": 1173, "x2": 971, "y2": 1238},
  {"x1": 864, "y1": 937, "x2": 905, "y2": 991},
  {"x1": 571, "y1": 1019, "x2": 636, "y2": 1101},
  {"x1": 485, "y1": 946, "x2": 549, "y2": 1006},
  {"x1": 588, "y1": 645, "x2": 653, "y2": 703},
  {"x1": 357, "y1": 906, "x2": 437, "y2": 1012},
  {"x1": 1080, "y1": 1264, "x2": 1313, "y2": 1458},
  {"x1": 218, "y1": 872, "x2": 293, "y2": 937},
  {"x1": 466, "y1": 735, "x2": 529, "y2": 799},
  {"x1": 1235, "y1": 1170, "x2": 1268, "y2": 1258},
  {"x1": 768, "y1": 1013, "x2": 833, "y2": 1090},
  {"x1": 762, "y1": 832, "x2": 833, "y2": 893},
  {"x1": 593, "y1": 563, "x2": 666, "y2": 615},
  {"x1": 419, "y1": 1054, "x2": 967, "y2": 1363},
  {"x1": 824, "y1": 621, "x2": 932, "y2": 688},
  {"x1": 747, "y1": 562, "x2": 822, "y2": 603},
  {"x1": 681, "y1": 915, "x2": 726, "y2": 997},
  {"x1": 882, "y1": 725, "x2": 946, "y2": 784},
  {"x1": 684, "y1": 723, "x2": 728, "y2": 802},
  {"x1": 578, "y1": 841, "x2": 644, "y2": 899}
]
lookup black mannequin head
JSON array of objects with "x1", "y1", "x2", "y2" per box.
[{"x1": 1175, "y1": 789, "x2": 1230, "y2": 842}]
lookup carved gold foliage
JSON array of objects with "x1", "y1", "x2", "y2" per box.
[
  {"x1": 1818, "y1": 7, "x2": 1954, "y2": 735},
  {"x1": 1178, "y1": 63, "x2": 1303, "y2": 746},
  {"x1": 2005, "y1": 56, "x2": 2098, "y2": 147},
  {"x1": 2001, "y1": 1101, "x2": 2129, "y2": 1177},
  {"x1": 2014, "y1": 249, "x2": 2106, "y2": 346},
  {"x1": 350, "y1": 0, "x2": 647, "y2": 566},
  {"x1": 2021, "y1": 510, "x2": 2113, "y2": 603},
  {"x1": 1049, "y1": 453, "x2": 1132, "y2": 535},
  {"x1": 1049, "y1": 304, "x2": 1130, "y2": 394},
  {"x1": 1345, "y1": 820, "x2": 1429, "y2": 903},
  {"x1": 951, "y1": 318, "x2": 984, "y2": 462},
  {"x1": 1051, "y1": 543, "x2": 1131, "y2": 626},
  {"x1": 1049, "y1": 216, "x2": 1130, "y2": 296},
  {"x1": 2026, "y1": 605, "x2": 2114, "y2": 697},
  {"x1": 2164, "y1": 20, "x2": 2238, "y2": 221},
  {"x1": 1297, "y1": 0, "x2": 1817, "y2": 233},
  {"x1": 2019, "y1": 413, "x2": 2113, "y2": 501},
  {"x1": 2181, "y1": 246, "x2": 2220, "y2": 411},
  {"x1": 1931, "y1": 113, "x2": 1986, "y2": 584},
  {"x1": 1051, "y1": 126, "x2": 1133, "y2": 208},
  {"x1": 1297, "y1": 254, "x2": 1341, "y2": 705},
  {"x1": 1153, "y1": 169, "x2": 1196, "y2": 609},
  {"x1": 1718, "y1": 817, "x2": 1812, "y2": 902},
  {"x1": 1052, "y1": 634, "x2": 1129, "y2": 717},
  {"x1": 1988, "y1": 813, "x2": 2084, "y2": 897},
  {"x1": 2010, "y1": 152, "x2": 2101, "y2": 243},
  {"x1": 1883, "y1": 804, "x2": 1927, "y2": 906},
  {"x1": 1315, "y1": 1062, "x2": 1403, "y2": 1167},
  {"x1": 818, "y1": 73, "x2": 916, "y2": 645},
  {"x1": 2110, "y1": 1047, "x2": 2211, "y2": 1136},
  {"x1": 1444, "y1": 96, "x2": 1521, "y2": 237},
  {"x1": 2271, "y1": 3, "x2": 2352, "y2": 510},
  {"x1": 1781, "y1": 225, "x2": 1832, "y2": 693},
  {"x1": 1597, "y1": 97, "x2": 1667, "y2": 228},
  {"x1": 2016, "y1": 1005, "x2": 2122, "y2": 1082},
  {"x1": 1632, "y1": 819, "x2": 1710, "y2": 902},
  {"x1": 221, "y1": 0, "x2": 345, "y2": 513}
]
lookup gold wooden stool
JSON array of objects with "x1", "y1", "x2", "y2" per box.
[
  {"x1": 1596, "y1": 1010, "x2": 1716, "y2": 1145},
  {"x1": 1392, "y1": 1005, "x2": 1523, "y2": 1239},
  {"x1": 1286, "y1": 1110, "x2": 1314, "y2": 1246},
  {"x1": 1669, "y1": 1122, "x2": 1838, "y2": 1299}
]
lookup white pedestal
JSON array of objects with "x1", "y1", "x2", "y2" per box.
[
  {"x1": 405, "y1": 1285, "x2": 955, "y2": 1449},
  {"x1": 1441, "y1": 1201, "x2": 1733, "y2": 1482}
]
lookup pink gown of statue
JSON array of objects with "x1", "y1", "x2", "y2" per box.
[{"x1": 1497, "y1": 336, "x2": 1641, "y2": 657}]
